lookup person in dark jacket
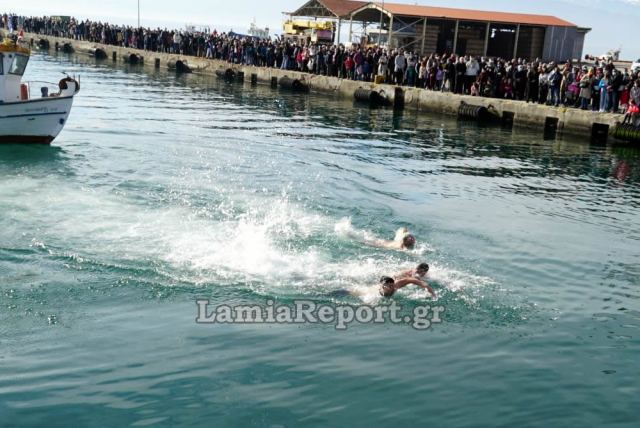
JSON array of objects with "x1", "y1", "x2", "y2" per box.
[
  {"x1": 526, "y1": 64, "x2": 539, "y2": 103},
  {"x1": 609, "y1": 69, "x2": 623, "y2": 113}
]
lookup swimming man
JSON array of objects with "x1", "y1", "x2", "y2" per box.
[
  {"x1": 379, "y1": 275, "x2": 436, "y2": 298},
  {"x1": 396, "y1": 263, "x2": 430, "y2": 280},
  {"x1": 367, "y1": 227, "x2": 416, "y2": 250}
]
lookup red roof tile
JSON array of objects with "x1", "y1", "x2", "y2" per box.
[
  {"x1": 320, "y1": 0, "x2": 368, "y2": 17},
  {"x1": 290, "y1": 0, "x2": 367, "y2": 18},
  {"x1": 376, "y1": 2, "x2": 576, "y2": 27}
]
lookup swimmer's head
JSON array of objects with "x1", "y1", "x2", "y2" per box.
[
  {"x1": 402, "y1": 234, "x2": 416, "y2": 249},
  {"x1": 416, "y1": 263, "x2": 430, "y2": 276},
  {"x1": 380, "y1": 276, "x2": 394, "y2": 285},
  {"x1": 379, "y1": 276, "x2": 395, "y2": 297}
]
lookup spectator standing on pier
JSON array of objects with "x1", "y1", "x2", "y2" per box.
[
  {"x1": 618, "y1": 70, "x2": 631, "y2": 111},
  {"x1": 378, "y1": 52, "x2": 388, "y2": 83},
  {"x1": 394, "y1": 50, "x2": 406, "y2": 85},
  {"x1": 549, "y1": 66, "x2": 562, "y2": 106},
  {"x1": 344, "y1": 53, "x2": 354, "y2": 80},
  {"x1": 598, "y1": 71, "x2": 610, "y2": 112},
  {"x1": 539, "y1": 66, "x2": 550, "y2": 104},
  {"x1": 465, "y1": 56, "x2": 479, "y2": 94},
  {"x1": 526, "y1": 64, "x2": 539, "y2": 102},
  {"x1": 514, "y1": 64, "x2": 527, "y2": 100},
  {"x1": 609, "y1": 69, "x2": 623, "y2": 113},
  {"x1": 591, "y1": 69, "x2": 602, "y2": 111},
  {"x1": 579, "y1": 69, "x2": 593, "y2": 110},
  {"x1": 406, "y1": 54, "x2": 417, "y2": 86},
  {"x1": 444, "y1": 58, "x2": 455, "y2": 92},
  {"x1": 418, "y1": 59, "x2": 428, "y2": 88},
  {"x1": 435, "y1": 64, "x2": 444, "y2": 91},
  {"x1": 455, "y1": 57, "x2": 467, "y2": 94},
  {"x1": 631, "y1": 79, "x2": 640, "y2": 107}
]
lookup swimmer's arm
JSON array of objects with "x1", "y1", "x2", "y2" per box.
[
  {"x1": 395, "y1": 278, "x2": 436, "y2": 298},
  {"x1": 365, "y1": 238, "x2": 400, "y2": 249},
  {"x1": 393, "y1": 227, "x2": 409, "y2": 242}
]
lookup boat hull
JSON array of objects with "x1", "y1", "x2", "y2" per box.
[{"x1": 0, "y1": 96, "x2": 75, "y2": 144}]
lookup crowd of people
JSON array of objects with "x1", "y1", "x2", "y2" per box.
[{"x1": 3, "y1": 13, "x2": 639, "y2": 122}]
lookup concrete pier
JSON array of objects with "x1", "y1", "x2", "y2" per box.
[{"x1": 28, "y1": 33, "x2": 624, "y2": 141}]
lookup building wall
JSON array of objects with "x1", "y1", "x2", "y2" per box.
[
  {"x1": 422, "y1": 24, "x2": 439, "y2": 53},
  {"x1": 516, "y1": 26, "x2": 545, "y2": 61},
  {"x1": 572, "y1": 31, "x2": 586, "y2": 61},
  {"x1": 456, "y1": 22, "x2": 487, "y2": 56},
  {"x1": 391, "y1": 17, "x2": 581, "y2": 62},
  {"x1": 542, "y1": 25, "x2": 579, "y2": 62}
]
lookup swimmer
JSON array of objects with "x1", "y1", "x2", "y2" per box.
[
  {"x1": 379, "y1": 276, "x2": 436, "y2": 298},
  {"x1": 396, "y1": 263, "x2": 430, "y2": 280},
  {"x1": 367, "y1": 227, "x2": 416, "y2": 250},
  {"x1": 329, "y1": 268, "x2": 435, "y2": 300}
]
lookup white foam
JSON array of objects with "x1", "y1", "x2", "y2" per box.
[
  {"x1": 334, "y1": 217, "x2": 433, "y2": 255},
  {"x1": 2, "y1": 177, "x2": 493, "y2": 300},
  {"x1": 426, "y1": 262, "x2": 495, "y2": 292}
]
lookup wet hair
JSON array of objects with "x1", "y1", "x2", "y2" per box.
[
  {"x1": 402, "y1": 234, "x2": 416, "y2": 249},
  {"x1": 416, "y1": 263, "x2": 430, "y2": 273},
  {"x1": 379, "y1": 276, "x2": 395, "y2": 297}
]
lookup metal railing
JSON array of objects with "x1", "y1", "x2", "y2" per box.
[{"x1": 22, "y1": 80, "x2": 60, "y2": 99}]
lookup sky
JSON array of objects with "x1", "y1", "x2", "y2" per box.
[{"x1": 5, "y1": 0, "x2": 640, "y2": 60}]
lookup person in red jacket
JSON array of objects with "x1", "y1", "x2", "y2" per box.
[
  {"x1": 344, "y1": 54, "x2": 354, "y2": 80},
  {"x1": 624, "y1": 98, "x2": 639, "y2": 125}
]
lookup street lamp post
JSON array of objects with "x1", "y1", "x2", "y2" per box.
[
  {"x1": 137, "y1": 0, "x2": 140, "y2": 28},
  {"x1": 378, "y1": 0, "x2": 384, "y2": 46}
]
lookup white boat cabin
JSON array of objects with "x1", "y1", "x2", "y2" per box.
[{"x1": 0, "y1": 35, "x2": 31, "y2": 103}]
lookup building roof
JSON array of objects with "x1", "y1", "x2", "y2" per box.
[
  {"x1": 362, "y1": 2, "x2": 576, "y2": 27},
  {"x1": 290, "y1": 0, "x2": 367, "y2": 19}
]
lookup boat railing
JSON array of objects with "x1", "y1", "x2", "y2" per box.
[{"x1": 22, "y1": 80, "x2": 66, "y2": 99}]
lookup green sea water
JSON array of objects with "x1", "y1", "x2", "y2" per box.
[{"x1": 1, "y1": 52, "x2": 639, "y2": 427}]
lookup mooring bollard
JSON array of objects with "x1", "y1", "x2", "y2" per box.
[
  {"x1": 354, "y1": 88, "x2": 389, "y2": 107},
  {"x1": 155, "y1": 58, "x2": 160, "y2": 68},
  {"x1": 112, "y1": 51, "x2": 117, "y2": 61},
  {"x1": 502, "y1": 111, "x2": 514, "y2": 128},
  {"x1": 251, "y1": 74, "x2": 258, "y2": 85},
  {"x1": 278, "y1": 76, "x2": 309, "y2": 92},
  {"x1": 215, "y1": 68, "x2": 236, "y2": 81},
  {"x1": 89, "y1": 48, "x2": 107, "y2": 60},
  {"x1": 591, "y1": 123, "x2": 609, "y2": 144},
  {"x1": 236, "y1": 71, "x2": 245, "y2": 83},
  {"x1": 543, "y1": 117, "x2": 559, "y2": 140},
  {"x1": 393, "y1": 87, "x2": 405, "y2": 110},
  {"x1": 271, "y1": 76, "x2": 278, "y2": 89}
]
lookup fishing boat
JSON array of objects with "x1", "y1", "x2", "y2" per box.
[{"x1": 0, "y1": 31, "x2": 80, "y2": 144}]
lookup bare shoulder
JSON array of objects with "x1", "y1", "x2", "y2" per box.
[{"x1": 395, "y1": 269, "x2": 413, "y2": 279}]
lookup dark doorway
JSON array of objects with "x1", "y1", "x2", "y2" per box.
[
  {"x1": 487, "y1": 24, "x2": 516, "y2": 58},
  {"x1": 455, "y1": 39, "x2": 467, "y2": 56},
  {"x1": 434, "y1": 20, "x2": 456, "y2": 55}
]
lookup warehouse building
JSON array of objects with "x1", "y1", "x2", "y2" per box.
[{"x1": 287, "y1": 0, "x2": 590, "y2": 61}]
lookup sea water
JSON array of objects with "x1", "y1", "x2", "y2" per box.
[{"x1": 0, "y1": 52, "x2": 639, "y2": 426}]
